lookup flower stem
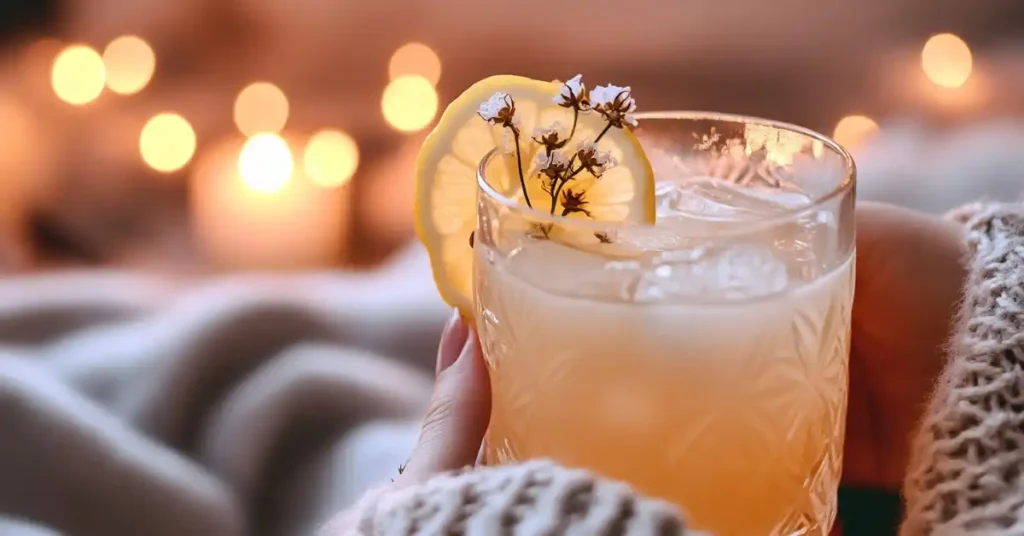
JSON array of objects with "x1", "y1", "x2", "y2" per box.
[
  {"x1": 548, "y1": 121, "x2": 610, "y2": 216},
  {"x1": 550, "y1": 127, "x2": 611, "y2": 214},
  {"x1": 550, "y1": 168, "x2": 578, "y2": 213},
  {"x1": 512, "y1": 127, "x2": 532, "y2": 208},
  {"x1": 549, "y1": 182, "x2": 561, "y2": 214},
  {"x1": 569, "y1": 108, "x2": 579, "y2": 139}
]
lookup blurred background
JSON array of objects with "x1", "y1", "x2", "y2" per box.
[{"x1": 0, "y1": 0, "x2": 1022, "y2": 274}]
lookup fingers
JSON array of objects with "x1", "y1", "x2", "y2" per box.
[
  {"x1": 435, "y1": 309, "x2": 469, "y2": 377},
  {"x1": 398, "y1": 310, "x2": 491, "y2": 485},
  {"x1": 846, "y1": 201, "x2": 968, "y2": 488},
  {"x1": 853, "y1": 201, "x2": 968, "y2": 349}
]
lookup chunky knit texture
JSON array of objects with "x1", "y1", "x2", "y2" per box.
[
  {"x1": 329, "y1": 461, "x2": 698, "y2": 536},
  {"x1": 902, "y1": 203, "x2": 1024, "y2": 534}
]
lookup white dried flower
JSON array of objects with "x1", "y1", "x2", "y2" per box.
[
  {"x1": 589, "y1": 84, "x2": 627, "y2": 109},
  {"x1": 552, "y1": 74, "x2": 589, "y2": 110},
  {"x1": 532, "y1": 121, "x2": 565, "y2": 140},
  {"x1": 535, "y1": 150, "x2": 570, "y2": 179},
  {"x1": 575, "y1": 139, "x2": 617, "y2": 177},
  {"x1": 590, "y1": 84, "x2": 638, "y2": 130},
  {"x1": 477, "y1": 92, "x2": 516, "y2": 128},
  {"x1": 532, "y1": 121, "x2": 568, "y2": 151}
]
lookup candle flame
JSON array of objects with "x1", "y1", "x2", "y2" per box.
[{"x1": 238, "y1": 133, "x2": 294, "y2": 193}]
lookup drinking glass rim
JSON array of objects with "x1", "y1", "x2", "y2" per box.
[{"x1": 476, "y1": 110, "x2": 857, "y2": 232}]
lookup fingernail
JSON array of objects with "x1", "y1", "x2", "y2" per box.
[{"x1": 437, "y1": 309, "x2": 469, "y2": 376}]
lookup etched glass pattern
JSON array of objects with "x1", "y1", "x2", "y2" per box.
[{"x1": 475, "y1": 113, "x2": 856, "y2": 536}]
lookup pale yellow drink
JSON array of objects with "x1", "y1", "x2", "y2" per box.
[{"x1": 475, "y1": 177, "x2": 854, "y2": 535}]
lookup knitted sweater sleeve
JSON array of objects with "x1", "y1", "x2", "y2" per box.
[
  {"x1": 322, "y1": 460, "x2": 699, "y2": 535},
  {"x1": 901, "y1": 202, "x2": 1024, "y2": 534}
]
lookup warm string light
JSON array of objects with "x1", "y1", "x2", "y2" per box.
[
  {"x1": 833, "y1": 115, "x2": 879, "y2": 150},
  {"x1": 102, "y1": 36, "x2": 156, "y2": 95},
  {"x1": 234, "y1": 82, "x2": 290, "y2": 136},
  {"x1": 921, "y1": 33, "x2": 973, "y2": 89},
  {"x1": 389, "y1": 43, "x2": 442, "y2": 86},
  {"x1": 139, "y1": 113, "x2": 197, "y2": 173},
  {"x1": 382, "y1": 74, "x2": 438, "y2": 132},
  {"x1": 51, "y1": 45, "x2": 106, "y2": 105},
  {"x1": 303, "y1": 129, "x2": 359, "y2": 188}
]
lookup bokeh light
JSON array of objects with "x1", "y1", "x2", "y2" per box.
[
  {"x1": 234, "y1": 82, "x2": 290, "y2": 136},
  {"x1": 921, "y1": 33, "x2": 973, "y2": 89},
  {"x1": 51, "y1": 45, "x2": 106, "y2": 105},
  {"x1": 389, "y1": 43, "x2": 442, "y2": 86},
  {"x1": 139, "y1": 113, "x2": 197, "y2": 173},
  {"x1": 833, "y1": 115, "x2": 879, "y2": 150},
  {"x1": 102, "y1": 35, "x2": 156, "y2": 95},
  {"x1": 381, "y1": 75, "x2": 438, "y2": 133},
  {"x1": 303, "y1": 129, "x2": 359, "y2": 188},
  {"x1": 238, "y1": 133, "x2": 294, "y2": 193}
]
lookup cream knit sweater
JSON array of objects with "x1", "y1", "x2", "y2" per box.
[{"x1": 333, "y1": 202, "x2": 1024, "y2": 535}]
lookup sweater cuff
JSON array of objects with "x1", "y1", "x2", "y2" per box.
[{"x1": 902, "y1": 201, "x2": 1024, "y2": 534}]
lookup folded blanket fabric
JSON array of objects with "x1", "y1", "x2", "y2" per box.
[{"x1": 0, "y1": 245, "x2": 449, "y2": 536}]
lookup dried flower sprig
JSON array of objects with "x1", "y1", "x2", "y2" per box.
[
  {"x1": 553, "y1": 74, "x2": 589, "y2": 140},
  {"x1": 477, "y1": 75, "x2": 638, "y2": 221},
  {"x1": 478, "y1": 92, "x2": 532, "y2": 208},
  {"x1": 548, "y1": 139, "x2": 617, "y2": 215}
]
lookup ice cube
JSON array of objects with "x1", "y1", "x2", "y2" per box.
[
  {"x1": 631, "y1": 245, "x2": 790, "y2": 302},
  {"x1": 655, "y1": 176, "x2": 811, "y2": 221},
  {"x1": 504, "y1": 239, "x2": 651, "y2": 301}
]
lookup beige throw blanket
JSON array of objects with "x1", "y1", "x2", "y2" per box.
[{"x1": 0, "y1": 246, "x2": 448, "y2": 536}]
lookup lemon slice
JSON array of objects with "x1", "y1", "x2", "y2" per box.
[{"x1": 415, "y1": 74, "x2": 655, "y2": 313}]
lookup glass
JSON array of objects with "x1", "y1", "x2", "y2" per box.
[{"x1": 473, "y1": 112, "x2": 856, "y2": 536}]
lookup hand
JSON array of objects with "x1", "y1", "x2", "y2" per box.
[
  {"x1": 843, "y1": 201, "x2": 967, "y2": 490},
  {"x1": 397, "y1": 311, "x2": 491, "y2": 485},
  {"x1": 319, "y1": 312, "x2": 490, "y2": 535}
]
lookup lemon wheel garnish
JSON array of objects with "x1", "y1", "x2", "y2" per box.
[{"x1": 414, "y1": 74, "x2": 656, "y2": 314}]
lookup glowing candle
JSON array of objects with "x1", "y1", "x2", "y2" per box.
[{"x1": 190, "y1": 133, "x2": 350, "y2": 270}]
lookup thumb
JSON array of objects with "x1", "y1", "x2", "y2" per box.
[{"x1": 398, "y1": 311, "x2": 491, "y2": 485}]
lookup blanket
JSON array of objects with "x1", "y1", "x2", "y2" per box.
[{"x1": 0, "y1": 245, "x2": 447, "y2": 536}]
